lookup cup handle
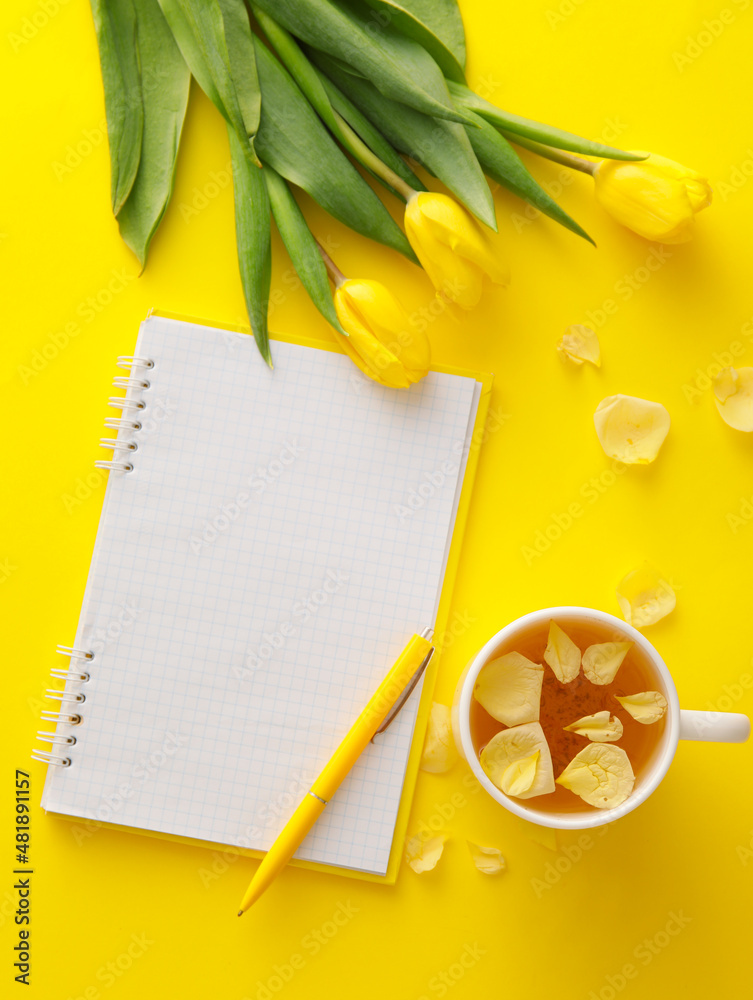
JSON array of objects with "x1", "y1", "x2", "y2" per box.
[{"x1": 679, "y1": 709, "x2": 751, "y2": 743}]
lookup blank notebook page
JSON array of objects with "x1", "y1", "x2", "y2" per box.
[{"x1": 42, "y1": 315, "x2": 481, "y2": 874}]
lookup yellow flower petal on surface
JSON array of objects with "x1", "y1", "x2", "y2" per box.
[
  {"x1": 564, "y1": 710, "x2": 623, "y2": 742},
  {"x1": 467, "y1": 841, "x2": 506, "y2": 875},
  {"x1": 594, "y1": 394, "x2": 670, "y2": 464},
  {"x1": 615, "y1": 691, "x2": 668, "y2": 724},
  {"x1": 593, "y1": 152, "x2": 712, "y2": 244},
  {"x1": 405, "y1": 833, "x2": 447, "y2": 873},
  {"x1": 500, "y1": 751, "x2": 539, "y2": 796},
  {"x1": 404, "y1": 192, "x2": 509, "y2": 310},
  {"x1": 334, "y1": 278, "x2": 431, "y2": 388},
  {"x1": 556, "y1": 743, "x2": 635, "y2": 809},
  {"x1": 473, "y1": 651, "x2": 544, "y2": 726},
  {"x1": 544, "y1": 621, "x2": 581, "y2": 683},
  {"x1": 582, "y1": 641, "x2": 632, "y2": 685},
  {"x1": 557, "y1": 325, "x2": 601, "y2": 367},
  {"x1": 616, "y1": 563, "x2": 676, "y2": 627},
  {"x1": 420, "y1": 703, "x2": 458, "y2": 774},
  {"x1": 712, "y1": 367, "x2": 753, "y2": 432},
  {"x1": 479, "y1": 722, "x2": 555, "y2": 799}
]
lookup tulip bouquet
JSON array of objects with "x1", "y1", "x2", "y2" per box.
[{"x1": 90, "y1": 0, "x2": 711, "y2": 385}]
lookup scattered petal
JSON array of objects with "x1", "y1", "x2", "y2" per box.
[
  {"x1": 556, "y1": 743, "x2": 635, "y2": 809},
  {"x1": 713, "y1": 367, "x2": 753, "y2": 432},
  {"x1": 564, "y1": 710, "x2": 623, "y2": 742},
  {"x1": 480, "y1": 722, "x2": 555, "y2": 799},
  {"x1": 544, "y1": 621, "x2": 581, "y2": 683},
  {"x1": 473, "y1": 651, "x2": 544, "y2": 726},
  {"x1": 582, "y1": 641, "x2": 632, "y2": 685},
  {"x1": 525, "y1": 824, "x2": 558, "y2": 851},
  {"x1": 615, "y1": 691, "x2": 668, "y2": 724},
  {"x1": 594, "y1": 394, "x2": 670, "y2": 464},
  {"x1": 616, "y1": 563, "x2": 676, "y2": 627},
  {"x1": 467, "y1": 841, "x2": 506, "y2": 875},
  {"x1": 500, "y1": 751, "x2": 539, "y2": 796},
  {"x1": 557, "y1": 325, "x2": 601, "y2": 367},
  {"x1": 420, "y1": 703, "x2": 458, "y2": 774},
  {"x1": 405, "y1": 833, "x2": 447, "y2": 873}
]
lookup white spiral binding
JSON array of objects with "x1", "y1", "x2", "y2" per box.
[
  {"x1": 95, "y1": 355, "x2": 154, "y2": 475},
  {"x1": 31, "y1": 645, "x2": 93, "y2": 766},
  {"x1": 32, "y1": 355, "x2": 155, "y2": 768}
]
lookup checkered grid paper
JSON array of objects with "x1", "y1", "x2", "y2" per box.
[{"x1": 41, "y1": 316, "x2": 481, "y2": 874}]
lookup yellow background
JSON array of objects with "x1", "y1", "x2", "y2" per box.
[{"x1": 3, "y1": 0, "x2": 752, "y2": 997}]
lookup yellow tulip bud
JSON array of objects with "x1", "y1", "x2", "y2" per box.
[
  {"x1": 333, "y1": 279, "x2": 431, "y2": 389},
  {"x1": 404, "y1": 192, "x2": 509, "y2": 309},
  {"x1": 593, "y1": 152, "x2": 712, "y2": 244}
]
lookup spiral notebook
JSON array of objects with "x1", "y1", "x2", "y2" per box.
[{"x1": 37, "y1": 312, "x2": 491, "y2": 880}]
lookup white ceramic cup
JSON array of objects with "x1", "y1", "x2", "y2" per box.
[{"x1": 452, "y1": 606, "x2": 751, "y2": 830}]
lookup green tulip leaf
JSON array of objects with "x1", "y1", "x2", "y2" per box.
[
  {"x1": 253, "y1": 7, "x2": 422, "y2": 197},
  {"x1": 90, "y1": 0, "x2": 143, "y2": 215},
  {"x1": 156, "y1": 0, "x2": 260, "y2": 163},
  {"x1": 251, "y1": 0, "x2": 473, "y2": 126},
  {"x1": 314, "y1": 52, "x2": 496, "y2": 231},
  {"x1": 364, "y1": 0, "x2": 466, "y2": 81},
  {"x1": 448, "y1": 81, "x2": 645, "y2": 161},
  {"x1": 462, "y1": 108, "x2": 594, "y2": 244},
  {"x1": 264, "y1": 165, "x2": 346, "y2": 336},
  {"x1": 253, "y1": 37, "x2": 418, "y2": 263},
  {"x1": 115, "y1": 0, "x2": 191, "y2": 267},
  {"x1": 229, "y1": 125, "x2": 272, "y2": 366}
]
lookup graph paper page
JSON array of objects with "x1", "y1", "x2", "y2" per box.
[{"x1": 42, "y1": 315, "x2": 480, "y2": 874}]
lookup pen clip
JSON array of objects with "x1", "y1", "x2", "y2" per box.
[{"x1": 372, "y1": 645, "x2": 435, "y2": 739}]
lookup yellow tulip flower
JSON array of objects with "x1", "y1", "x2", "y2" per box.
[
  {"x1": 404, "y1": 192, "x2": 509, "y2": 309},
  {"x1": 593, "y1": 152, "x2": 712, "y2": 244},
  {"x1": 333, "y1": 278, "x2": 430, "y2": 388}
]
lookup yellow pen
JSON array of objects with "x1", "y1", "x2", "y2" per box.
[{"x1": 237, "y1": 628, "x2": 434, "y2": 914}]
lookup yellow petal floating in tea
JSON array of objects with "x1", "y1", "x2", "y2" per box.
[
  {"x1": 582, "y1": 641, "x2": 632, "y2": 685},
  {"x1": 467, "y1": 841, "x2": 506, "y2": 875},
  {"x1": 594, "y1": 394, "x2": 670, "y2": 464},
  {"x1": 615, "y1": 691, "x2": 668, "y2": 724},
  {"x1": 616, "y1": 563, "x2": 676, "y2": 627},
  {"x1": 473, "y1": 651, "x2": 544, "y2": 726},
  {"x1": 557, "y1": 325, "x2": 601, "y2": 367},
  {"x1": 420, "y1": 702, "x2": 458, "y2": 774},
  {"x1": 556, "y1": 743, "x2": 635, "y2": 809},
  {"x1": 500, "y1": 751, "x2": 540, "y2": 796},
  {"x1": 544, "y1": 621, "x2": 581, "y2": 683},
  {"x1": 564, "y1": 710, "x2": 623, "y2": 742},
  {"x1": 480, "y1": 722, "x2": 555, "y2": 799},
  {"x1": 405, "y1": 833, "x2": 447, "y2": 873},
  {"x1": 712, "y1": 366, "x2": 753, "y2": 432}
]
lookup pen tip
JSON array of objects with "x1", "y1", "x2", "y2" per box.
[{"x1": 237, "y1": 910, "x2": 244, "y2": 917}]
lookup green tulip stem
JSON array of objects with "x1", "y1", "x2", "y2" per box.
[
  {"x1": 332, "y1": 110, "x2": 417, "y2": 201},
  {"x1": 318, "y1": 242, "x2": 347, "y2": 289},
  {"x1": 503, "y1": 131, "x2": 597, "y2": 176}
]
